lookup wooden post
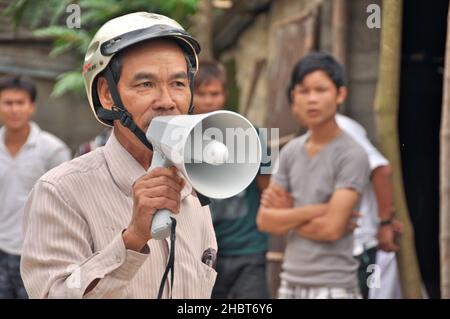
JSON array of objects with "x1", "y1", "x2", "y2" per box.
[
  {"x1": 332, "y1": 0, "x2": 348, "y2": 66},
  {"x1": 373, "y1": 0, "x2": 423, "y2": 298},
  {"x1": 190, "y1": 0, "x2": 214, "y2": 60},
  {"x1": 440, "y1": 1, "x2": 450, "y2": 300}
]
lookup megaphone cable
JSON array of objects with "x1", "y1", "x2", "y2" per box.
[{"x1": 157, "y1": 217, "x2": 177, "y2": 299}]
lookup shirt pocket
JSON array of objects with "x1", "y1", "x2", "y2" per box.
[{"x1": 195, "y1": 259, "x2": 217, "y2": 298}]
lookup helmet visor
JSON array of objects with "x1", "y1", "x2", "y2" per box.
[{"x1": 100, "y1": 24, "x2": 200, "y2": 57}]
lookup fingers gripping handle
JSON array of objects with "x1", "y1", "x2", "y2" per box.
[{"x1": 149, "y1": 150, "x2": 172, "y2": 240}]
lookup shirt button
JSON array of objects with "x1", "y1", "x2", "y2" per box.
[{"x1": 115, "y1": 256, "x2": 122, "y2": 263}]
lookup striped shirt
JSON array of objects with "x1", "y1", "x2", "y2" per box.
[{"x1": 20, "y1": 131, "x2": 217, "y2": 298}]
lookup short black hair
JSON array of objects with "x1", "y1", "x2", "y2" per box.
[
  {"x1": 194, "y1": 60, "x2": 227, "y2": 91},
  {"x1": 0, "y1": 75, "x2": 37, "y2": 102},
  {"x1": 287, "y1": 52, "x2": 346, "y2": 104}
]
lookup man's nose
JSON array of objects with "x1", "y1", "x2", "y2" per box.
[
  {"x1": 153, "y1": 85, "x2": 176, "y2": 111},
  {"x1": 203, "y1": 94, "x2": 214, "y2": 106},
  {"x1": 10, "y1": 102, "x2": 22, "y2": 113},
  {"x1": 307, "y1": 92, "x2": 319, "y2": 104}
]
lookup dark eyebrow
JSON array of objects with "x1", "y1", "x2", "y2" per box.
[
  {"x1": 132, "y1": 71, "x2": 188, "y2": 82},
  {"x1": 133, "y1": 72, "x2": 156, "y2": 81},
  {"x1": 169, "y1": 71, "x2": 188, "y2": 81}
]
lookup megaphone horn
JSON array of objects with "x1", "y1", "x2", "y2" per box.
[{"x1": 146, "y1": 110, "x2": 262, "y2": 240}]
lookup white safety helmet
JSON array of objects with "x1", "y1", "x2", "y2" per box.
[{"x1": 82, "y1": 12, "x2": 200, "y2": 127}]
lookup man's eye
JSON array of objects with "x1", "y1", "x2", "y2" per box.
[
  {"x1": 174, "y1": 81, "x2": 186, "y2": 87},
  {"x1": 139, "y1": 82, "x2": 153, "y2": 88}
]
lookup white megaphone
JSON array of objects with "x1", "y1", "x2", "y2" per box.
[{"x1": 146, "y1": 110, "x2": 262, "y2": 239}]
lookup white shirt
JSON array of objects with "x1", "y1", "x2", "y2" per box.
[
  {"x1": 0, "y1": 122, "x2": 71, "y2": 255},
  {"x1": 336, "y1": 114, "x2": 389, "y2": 256}
]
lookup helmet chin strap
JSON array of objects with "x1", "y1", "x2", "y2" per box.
[
  {"x1": 97, "y1": 66, "x2": 154, "y2": 151},
  {"x1": 187, "y1": 59, "x2": 196, "y2": 115}
]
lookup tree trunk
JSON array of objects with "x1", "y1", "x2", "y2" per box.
[
  {"x1": 331, "y1": 0, "x2": 348, "y2": 114},
  {"x1": 440, "y1": 2, "x2": 450, "y2": 300},
  {"x1": 331, "y1": 0, "x2": 347, "y2": 66},
  {"x1": 374, "y1": 0, "x2": 423, "y2": 298},
  {"x1": 190, "y1": 0, "x2": 214, "y2": 60}
]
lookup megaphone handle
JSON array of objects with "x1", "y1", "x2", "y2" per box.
[
  {"x1": 151, "y1": 208, "x2": 173, "y2": 240},
  {"x1": 148, "y1": 150, "x2": 173, "y2": 240}
]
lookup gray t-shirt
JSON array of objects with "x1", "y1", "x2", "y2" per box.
[{"x1": 272, "y1": 131, "x2": 370, "y2": 288}]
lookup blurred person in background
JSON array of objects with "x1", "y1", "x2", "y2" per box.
[
  {"x1": 0, "y1": 75, "x2": 70, "y2": 298},
  {"x1": 335, "y1": 114, "x2": 404, "y2": 299},
  {"x1": 257, "y1": 52, "x2": 370, "y2": 299},
  {"x1": 194, "y1": 60, "x2": 271, "y2": 299}
]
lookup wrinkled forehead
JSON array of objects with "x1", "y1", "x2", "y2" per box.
[{"x1": 118, "y1": 39, "x2": 188, "y2": 83}]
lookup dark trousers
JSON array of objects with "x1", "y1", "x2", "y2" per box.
[
  {"x1": 212, "y1": 252, "x2": 269, "y2": 299},
  {"x1": 355, "y1": 246, "x2": 378, "y2": 299},
  {"x1": 0, "y1": 250, "x2": 28, "y2": 299}
]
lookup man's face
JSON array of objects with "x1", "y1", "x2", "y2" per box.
[
  {"x1": 100, "y1": 40, "x2": 191, "y2": 136},
  {"x1": 193, "y1": 79, "x2": 226, "y2": 114},
  {"x1": 290, "y1": 70, "x2": 346, "y2": 128},
  {"x1": 0, "y1": 89, "x2": 35, "y2": 131}
]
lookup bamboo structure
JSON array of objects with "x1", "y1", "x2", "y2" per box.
[
  {"x1": 440, "y1": 2, "x2": 450, "y2": 300},
  {"x1": 373, "y1": 0, "x2": 423, "y2": 298},
  {"x1": 190, "y1": 0, "x2": 214, "y2": 60},
  {"x1": 331, "y1": 0, "x2": 347, "y2": 66}
]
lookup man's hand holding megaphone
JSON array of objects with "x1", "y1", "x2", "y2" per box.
[{"x1": 122, "y1": 167, "x2": 185, "y2": 252}]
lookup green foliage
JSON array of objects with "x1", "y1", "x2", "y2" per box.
[
  {"x1": 5, "y1": 0, "x2": 73, "y2": 29},
  {"x1": 33, "y1": 26, "x2": 91, "y2": 58},
  {"x1": 3, "y1": 0, "x2": 198, "y2": 97},
  {"x1": 52, "y1": 70, "x2": 85, "y2": 98}
]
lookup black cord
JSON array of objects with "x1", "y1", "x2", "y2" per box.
[{"x1": 157, "y1": 217, "x2": 177, "y2": 299}]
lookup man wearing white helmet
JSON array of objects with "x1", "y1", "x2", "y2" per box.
[{"x1": 20, "y1": 12, "x2": 217, "y2": 298}]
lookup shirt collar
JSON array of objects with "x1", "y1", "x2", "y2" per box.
[
  {"x1": 103, "y1": 130, "x2": 192, "y2": 199},
  {"x1": 0, "y1": 121, "x2": 39, "y2": 151},
  {"x1": 25, "y1": 122, "x2": 40, "y2": 146}
]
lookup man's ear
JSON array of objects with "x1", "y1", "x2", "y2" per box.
[
  {"x1": 336, "y1": 86, "x2": 348, "y2": 105},
  {"x1": 97, "y1": 77, "x2": 114, "y2": 110}
]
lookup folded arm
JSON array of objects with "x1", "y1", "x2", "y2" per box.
[
  {"x1": 295, "y1": 188, "x2": 359, "y2": 242},
  {"x1": 256, "y1": 183, "x2": 327, "y2": 235}
]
